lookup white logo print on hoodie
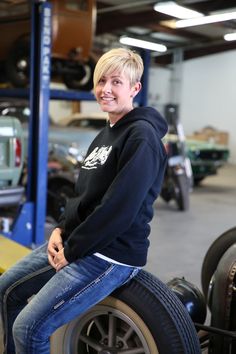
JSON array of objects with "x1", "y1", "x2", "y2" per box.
[{"x1": 82, "y1": 146, "x2": 112, "y2": 170}]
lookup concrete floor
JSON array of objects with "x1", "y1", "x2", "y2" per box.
[{"x1": 145, "y1": 163, "x2": 236, "y2": 293}]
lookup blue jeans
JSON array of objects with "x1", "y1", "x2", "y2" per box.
[{"x1": 0, "y1": 243, "x2": 139, "y2": 354}]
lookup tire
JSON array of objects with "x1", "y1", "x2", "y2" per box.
[
  {"x1": 62, "y1": 57, "x2": 95, "y2": 91},
  {"x1": 174, "y1": 173, "x2": 190, "y2": 211},
  {"x1": 51, "y1": 270, "x2": 201, "y2": 354},
  {"x1": 209, "y1": 244, "x2": 236, "y2": 354},
  {"x1": 47, "y1": 181, "x2": 75, "y2": 222},
  {"x1": 6, "y1": 36, "x2": 30, "y2": 87},
  {"x1": 201, "y1": 226, "x2": 236, "y2": 300},
  {"x1": 160, "y1": 186, "x2": 172, "y2": 202},
  {"x1": 160, "y1": 170, "x2": 172, "y2": 202},
  {"x1": 193, "y1": 177, "x2": 205, "y2": 186}
]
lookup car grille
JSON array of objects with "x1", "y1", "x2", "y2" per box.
[{"x1": 193, "y1": 149, "x2": 228, "y2": 161}]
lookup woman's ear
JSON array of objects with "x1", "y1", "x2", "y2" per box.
[{"x1": 131, "y1": 82, "x2": 142, "y2": 98}]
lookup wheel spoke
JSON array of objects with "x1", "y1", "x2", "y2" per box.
[
  {"x1": 79, "y1": 333, "x2": 103, "y2": 351},
  {"x1": 108, "y1": 313, "x2": 117, "y2": 347},
  {"x1": 123, "y1": 326, "x2": 134, "y2": 341},
  {"x1": 93, "y1": 317, "x2": 107, "y2": 337}
]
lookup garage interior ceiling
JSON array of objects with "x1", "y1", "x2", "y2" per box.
[
  {"x1": 1, "y1": 0, "x2": 236, "y2": 66},
  {"x1": 95, "y1": 0, "x2": 236, "y2": 65}
]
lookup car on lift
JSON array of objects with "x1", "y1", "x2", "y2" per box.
[{"x1": 0, "y1": 0, "x2": 96, "y2": 91}]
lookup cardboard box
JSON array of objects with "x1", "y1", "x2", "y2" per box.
[{"x1": 188, "y1": 127, "x2": 229, "y2": 145}]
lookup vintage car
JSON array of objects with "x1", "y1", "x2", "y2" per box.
[
  {"x1": 0, "y1": 0, "x2": 96, "y2": 90},
  {"x1": 0, "y1": 116, "x2": 24, "y2": 209},
  {"x1": 186, "y1": 138, "x2": 229, "y2": 185},
  {"x1": 0, "y1": 116, "x2": 25, "y2": 233}
]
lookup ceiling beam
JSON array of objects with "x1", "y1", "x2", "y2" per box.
[
  {"x1": 187, "y1": 0, "x2": 236, "y2": 14},
  {"x1": 148, "y1": 23, "x2": 210, "y2": 41},
  {"x1": 96, "y1": 10, "x2": 169, "y2": 35},
  {"x1": 154, "y1": 40, "x2": 236, "y2": 65}
]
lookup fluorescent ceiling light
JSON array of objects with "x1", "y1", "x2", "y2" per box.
[
  {"x1": 224, "y1": 32, "x2": 236, "y2": 41},
  {"x1": 120, "y1": 36, "x2": 167, "y2": 52},
  {"x1": 154, "y1": 1, "x2": 203, "y2": 19},
  {"x1": 176, "y1": 11, "x2": 236, "y2": 28}
]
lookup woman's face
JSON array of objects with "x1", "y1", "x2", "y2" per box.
[{"x1": 94, "y1": 70, "x2": 140, "y2": 122}]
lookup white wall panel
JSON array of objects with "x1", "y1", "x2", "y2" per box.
[{"x1": 149, "y1": 50, "x2": 236, "y2": 163}]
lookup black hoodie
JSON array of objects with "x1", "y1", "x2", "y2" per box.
[{"x1": 59, "y1": 107, "x2": 168, "y2": 266}]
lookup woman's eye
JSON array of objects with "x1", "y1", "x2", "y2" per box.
[{"x1": 114, "y1": 80, "x2": 121, "y2": 85}]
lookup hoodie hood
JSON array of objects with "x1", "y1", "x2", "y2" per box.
[{"x1": 113, "y1": 106, "x2": 168, "y2": 139}]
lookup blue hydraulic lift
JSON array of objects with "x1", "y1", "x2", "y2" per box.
[
  {"x1": 0, "y1": 0, "x2": 53, "y2": 270},
  {"x1": 0, "y1": 0, "x2": 150, "y2": 269}
]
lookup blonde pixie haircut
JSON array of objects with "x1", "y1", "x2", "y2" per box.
[{"x1": 93, "y1": 47, "x2": 144, "y2": 89}]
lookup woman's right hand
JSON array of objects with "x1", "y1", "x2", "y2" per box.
[{"x1": 47, "y1": 228, "x2": 63, "y2": 269}]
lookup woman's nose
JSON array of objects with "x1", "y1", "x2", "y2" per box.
[{"x1": 102, "y1": 82, "x2": 112, "y2": 93}]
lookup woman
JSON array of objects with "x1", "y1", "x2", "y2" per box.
[{"x1": 0, "y1": 47, "x2": 168, "y2": 353}]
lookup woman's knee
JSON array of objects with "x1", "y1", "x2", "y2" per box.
[
  {"x1": 12, "y1": 310, "x2": 50, "y2": 353},
  {"x1": 12, "y1": 309, "x2": 34, "y2": 350},
  {"x1": 12, "y1": 312, "x2": 27, "y2": 350}
]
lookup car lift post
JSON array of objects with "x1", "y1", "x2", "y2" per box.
[
  {"x1": 10, "y1": 0, "x2": 52, "y2": 247},
  {"x1": 0, "y1": 0, "x2": 52, "y2": 267}
]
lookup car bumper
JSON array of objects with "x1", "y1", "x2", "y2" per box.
[{"x1": 0, "y1": 186, "x2": 24, "y2": 207}]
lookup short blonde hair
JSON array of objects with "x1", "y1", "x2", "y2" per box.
[{"x1": 93, "y1": 47, "x2": 144, "y2": 89}]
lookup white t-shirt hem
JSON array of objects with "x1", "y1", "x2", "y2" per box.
[{"x1": 94, "y1": 252, "x2": 142, "y2": 268}]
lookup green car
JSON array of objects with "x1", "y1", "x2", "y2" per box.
[{"x1": 186, "y1": 138, "x2": 229, "y2": 185}]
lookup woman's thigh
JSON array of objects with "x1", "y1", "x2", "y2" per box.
[
  {"x1": 0, "y1": 242, "x2": 54, "y2": 302},
  {"x1": 14, "y1": 255, "x2": 139, "y2": 339}
]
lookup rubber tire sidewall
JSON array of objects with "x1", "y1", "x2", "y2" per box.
[
  {"x1": 62, "y1": 57, "x2": 95, "y2": 91},
  {"x1": 201, "y1": 226, "x2": 236, "y2": 299},
  {"x1": 174, "y1": 173, "x2": 190, "y2": 211},
  {"x1": 50, "y1": 272, "x2": 201, "y2": 354}
]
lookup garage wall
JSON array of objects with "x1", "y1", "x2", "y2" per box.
[
  {"x1": 148, "y1": 49, "x2": 236, "y2": 164},
  {"x1": 181, "y1": 50, "x2": 236, "y2": 163},
  {"x1": 148, "y1": 66, "x2": 171, "y2": 116}
]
